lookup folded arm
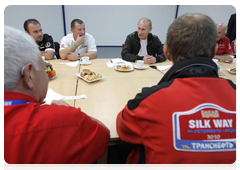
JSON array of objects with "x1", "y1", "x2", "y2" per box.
[{"x1": 214, "y1": 53, "x2": 233, "y2": 63}]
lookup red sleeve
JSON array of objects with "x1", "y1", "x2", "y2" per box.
[
  {"x1": 78, "y1": 111, "x2": 110, "y2": 163},
  {"x1": 116, "y1": 105, "x2": 142, "y2": 144},
  {"x1": 225, "y1": 38, "x2": 233, "y2": 54}
]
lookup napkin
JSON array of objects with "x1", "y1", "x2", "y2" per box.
[
  {"x1": 60, "y1": 61, "x2": 79, "y2": 68},
  {"x1": 110, "y1": 58, "x2": 126, "y2": 64},
  {"x1": 156, "y1": 65, "x2": 172, "y2": 71},
  {"x1": 228, "y1": 55, "x2": 235, "y2": 63},
  {"x1": 43, "y1": 88, "x2": 86, "y2": 104}
]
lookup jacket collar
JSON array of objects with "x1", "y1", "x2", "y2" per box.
[
  {"x1": 158, "y1": 57, "x2": 219, "y2": 85},
  {"x1": 134, "y1": 31, "x2": 153, "y2": 44},
  {"x1": 4, "y1": 91, "x2": 38, "y2": 103}
]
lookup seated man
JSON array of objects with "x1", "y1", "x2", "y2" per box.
[
  {"x1": 117, "y1": 13, "x2": 236, "y2": 164},
  {"x1": 24, "y1": 19, "x2": 57, "y2": 60},
  {"x1": 60, "y1": 19, "x2": 97, "y2": 61},
  {"x1": 121, "y1": 17, "x2": 166, "y2": 64},
  {"x1": 214, "y1": 23, "x2": 233, "y2": 63},
  {"x1": 4, "y1": 26, "x2": 109, "y2": 164}
]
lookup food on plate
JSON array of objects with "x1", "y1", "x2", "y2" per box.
[
  {"x1": 45, "y1": 61, "x2": 56, "y2": 79},
  {"x1": 116, "y1": 65, "x2": 131, "y2": 71},
  {"x1": 82, "y1": 69, "x2": 92, "y2": 75},
  {"x1": 230, "y1": 68, "x2": 236, "y2": 73},
  {"x1": 80, "y1": 69, "x2": 102, "y2": 81}
]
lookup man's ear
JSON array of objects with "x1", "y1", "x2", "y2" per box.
[
  {"x1": 22, "y1": 63, "x2": 34, "y2": 89},
  {"x1": 163, "y1": 45, "x2": 171, "y2": 61},
  {"x1": 210, "y1": 43, "x2": 218, "y2": 58}
]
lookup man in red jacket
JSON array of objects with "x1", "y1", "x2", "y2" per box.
[
  {"x1": 214, "y1": 23, "x2": 233, "y2": 63},
  {"x1": 116, "y1": 13, "x2": 236, "y2": 164},
  {"x1": 4, "y1": 26, "x2": 110, "y2": 164}
]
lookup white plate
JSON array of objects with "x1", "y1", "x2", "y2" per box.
[
  {"x1": 75, "y1": 73, "x2": 104, "y2": 83},
  {"x1": 134, "y1": 65, "x2": 147, "y2": 69},
  {"x1": 50, "y1": 75, "x2": 56, "y2": 80},
  {"x1": 114, "y1": 65, "x2": 134, "y2": 72},
  {"x1": 80, "y1": 61, "x2": 92, "y2": 65},
  {"x1": 226, "y1": 68, "x2": 236, "y2": 74}
]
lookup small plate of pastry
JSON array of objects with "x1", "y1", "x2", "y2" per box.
[
  {"x1": 76, "y1": 69, "x2": 104, "y2": 82},
  {"x1": 114, "y1": 65, "x2": 134, "y2": 72},
  {"x1": 227, "y1": 68, "x2": 236, "y2": 74}
]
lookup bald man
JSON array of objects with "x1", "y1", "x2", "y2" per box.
[{"x1": 214, "y1": 23, "x2": 233, "y2": 63}]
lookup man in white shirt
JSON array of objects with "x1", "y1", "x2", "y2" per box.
[{"x1": 60, "y1": 19, "x2": 97, "y2": 61}]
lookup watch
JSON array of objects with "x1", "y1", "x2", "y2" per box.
[{"x1": 77, "y1": 53, "x2": 81, "y2": 60}]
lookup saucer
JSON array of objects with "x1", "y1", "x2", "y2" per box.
[
  {"x1": 134, "y1": 65, "x2": 147, "y2": 69},
  {"x1": 80, "y1": 61, "x2": 92, "y2": 65}
]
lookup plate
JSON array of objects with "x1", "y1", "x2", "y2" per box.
[
  {"x1": 80, "y1": 61, "x2": 92, "y2": 65},
  {"x1": 114, "y1": 65, "x2": 134, "y2": 72},
  {"x1": 50, "y1": 75, "x2": 56, "y2": 80},
  {"x1": 134, "y1": 65, "x2": 147, "y2": 70},
  {"x1": 226, "y1": 68, "x2": 236, "y2": 74},
  {"x1": 75, "y1": 73, "x2": 104, "y2": 83}
]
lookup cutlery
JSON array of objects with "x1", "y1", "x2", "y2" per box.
[{"x1": 150, "y1": 65, "x2": 165, "y2": 74}]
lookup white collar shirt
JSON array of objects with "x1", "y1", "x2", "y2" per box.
[{"x1": 60, "y1": 32, "x2": 97, "y2": 54}]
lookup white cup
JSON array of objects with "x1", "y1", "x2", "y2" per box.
[
  {"x1": 135, "y1": 60, "x2": 144, "y2": 68},
  {"x1": 212, "y1": 59, "x2": 218, "y2": 64},
  {"x1": 81, "y1": 56, "x2": 89, "y2": 64}
]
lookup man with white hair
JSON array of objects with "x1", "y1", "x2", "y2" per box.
[
  {"x1": 214, "y1": 23, "x2": 233, "y2": 63},
  {"x1": 4, "y1": 26, "x2": 109, "y2": 164}
]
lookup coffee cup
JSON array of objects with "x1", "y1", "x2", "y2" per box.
[
  {"x1": 81, "y1": 56, "x2": 89, "y2": 64},
  {"x1": 135, "y1": 60, "x2": 144, "y2": 68}
]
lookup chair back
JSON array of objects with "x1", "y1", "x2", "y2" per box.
[{"x1": 54, "y1": 42, "x2": 60, "y2": 59}]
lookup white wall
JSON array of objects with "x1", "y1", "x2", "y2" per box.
[
  {"x1": 4, "y1": 5, "x2": 64, "y2": 42},
  {"x1": 4, "y1": 5, "x2": 236, "y2": 46},
  {"x1": 178, "y1": 5, "x2": 236, "y2": 26},
  {"x1": 63, "y1": 5, "x2": 176, "y2": 46}
]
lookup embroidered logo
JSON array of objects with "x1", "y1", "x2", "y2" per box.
[
  {"x1": 45, "y1": 42, "x2": 51, "y2": 48},
  {"x1": 172, "y1": 103, "x2": 236, "y2": 152},
  {"x1": 61, "y1": 44, "x2": 64, "y2": 48}
]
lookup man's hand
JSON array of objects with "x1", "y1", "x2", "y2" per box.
[
  {"x1": 218, "y1": 55, "x2": 233, "y2": 63},
  {"x1": 41, "y1": 50, "x2": 55, "y2": 60},
  {"x1": 67, "y1": 52, "x2": 78, "y2": 61},
  {"x1": 50, "y1": 100, "x2": 70, "y2": 106},
  {"x1": 75, "y1": 34, "x2": 85, "y2": 46},
  {"x1": 143, "y1": 55, "x2": 157, "y2": 64}
]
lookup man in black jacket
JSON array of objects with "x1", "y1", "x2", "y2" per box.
[
  {"x1": 121, "y1": 18, "x2": 166, "y2": 64},
  {"x1": 226, "y1": 13, "x2": 236, "y2": 43}
]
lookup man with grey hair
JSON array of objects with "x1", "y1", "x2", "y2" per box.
[
  {"x1": 214, "y1": 23, "x2": 233, "y2": 63},
  {"x1": 4, "y1": 26, "x2": 109, "y2": 163},
  {"x1": 117, "y1": 13, "x2": 236, "y2": 164},
  {"x1": 121, "y1": 17, "x2": 166, "y2": 64}
]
